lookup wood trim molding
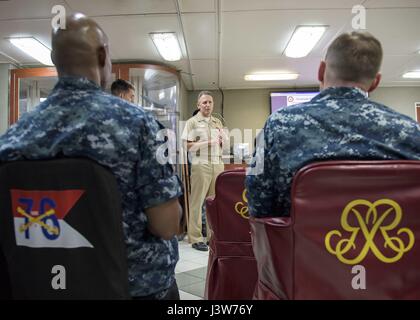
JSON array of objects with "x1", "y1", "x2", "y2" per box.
[
  {"x1": 9, "y1": 67, "x2": 58, "y2": 125},
  {"x1": 8, "y1": 63, "x2": 179, "y2": 125}
]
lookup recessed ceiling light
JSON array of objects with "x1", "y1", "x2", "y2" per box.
[
  {"x1": 402, "y1": 71, "x2": 420, "y2": 79},
  {"x1": 284, "y1": 26, "x2": 328, "y2": 58},
  {"x1": 149, "y1": 32, "x2": 182, "y2": 61},
  {"x1": 244, "y1": 73, "x2": 299, "y2": 81},
  {"x1": 9, "y1": 37, "x2": 53, "y2": 66}
]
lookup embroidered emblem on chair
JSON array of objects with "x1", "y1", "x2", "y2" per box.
[
  {"x1": 11, "y1": 189, "x2": 93, "y2": 248},
  {"x1": 325, "y1": 199, "x2": 414, "y2": 264},
  {"x1": 234, "y1": 189, "x2": 250, "y2": 219}
]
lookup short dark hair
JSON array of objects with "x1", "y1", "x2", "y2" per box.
[
  {"x1": 111, "y1": 79, "x2": 135, "y2": 96},
  {"x1": 192, "y1": 109, "x2": 199, "y2": 116},
  {"x1": 325, "y1": 31, "x2": 383, "y2": 85}
]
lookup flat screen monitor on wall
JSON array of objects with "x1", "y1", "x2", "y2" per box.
[{"x1": 270, "y1": 91, "x2": 319, "y2": 114}]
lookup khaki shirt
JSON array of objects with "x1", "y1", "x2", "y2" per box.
[{"x1": 182, "y1": 112, "x2": 226, "y2": 163}]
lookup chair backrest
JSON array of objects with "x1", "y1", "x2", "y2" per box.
[
  {"x1": 251, "y1": 160, "x2": 420, "y2": 299},
  {"x1": 205, "y1": 168, "x2": 258, "y2": 300},
  {"x1": 0, "y1": 158, "x2": 130, "y2": 299},
  {"x1": 209, "y1": 168, "x2": 251, "y2": 242}
]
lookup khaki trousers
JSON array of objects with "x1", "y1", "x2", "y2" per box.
[{"x1": 188, "y1": 162, "x2": 224, "y2": 244}]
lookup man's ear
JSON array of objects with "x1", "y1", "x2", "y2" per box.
[
  {"x1": 97, "y1": 46, "x2": 106, "y2": 67},
  {"x1": 318, "y1": 61, "x2": 326, "y2": 83},
  {"x1": 367, "y1": 73, "x2": 381, "y2": 93}
]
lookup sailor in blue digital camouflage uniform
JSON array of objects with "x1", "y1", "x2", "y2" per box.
[
  {"x1": 246, "y1": 31, "x2": 420, "y2": 217},
  {"x1": 0, "y1": 14, "x2": 183, "y2": 299}
]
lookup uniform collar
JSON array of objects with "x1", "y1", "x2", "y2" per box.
[
  {"x1": 53, "y1": 76, "x2": 102, "y2": 92},
  {"x1": 195, "y1": 112, "x2": 217, "y2": 123},
  {"x1": 312, "y1": 86, "x2": 368, "y2": 102}
]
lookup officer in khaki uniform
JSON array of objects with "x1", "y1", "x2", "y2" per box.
[{"x1": 182, "y1": 91, "x2": 227, "y2": 251}]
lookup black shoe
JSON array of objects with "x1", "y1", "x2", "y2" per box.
[{"x1": 192, "y1": 242, "x2": 208, "y2": 251}]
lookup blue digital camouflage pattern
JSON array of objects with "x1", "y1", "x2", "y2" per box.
[
  {"x1": 246, "y1": 87, "x2": 420, "y2": 217},
  {"x1": 0, "y1": 77, "x2": 183, "y2": 297}
]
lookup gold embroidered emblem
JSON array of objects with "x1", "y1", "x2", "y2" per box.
[
  {"x1": 18, "y1": 206, "x2": 59, "y2": 235},
  {"x1": 234, "y1": 190, "x2": 249, "y2": 219},
  {"x1": 325, "y1": 199, "x2": 414, "y2": 264}
]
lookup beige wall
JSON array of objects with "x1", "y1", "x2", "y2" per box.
[
  {"x1": 187, "y1": 86, "x2": 420, "y2": 133},
  {"x1": 186, "y1": 86, "x2": 420, "y2": 152},
  {"x1": 186, "y1": 89, "x2": 271, "y2": 149},
  {"x1": 370, "y1": 87, "x2": 420, "y2": 120},
  {"x1": 187, "y1": 89, "x2": 269, "y2": 130}
]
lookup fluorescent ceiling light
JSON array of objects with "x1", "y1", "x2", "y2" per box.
[
  {"x1": 402, "y1": 71, "x2": 420, "y2": 79},
  {"x1": 9, "y1": 37, "x2": 53, "y2": 66},
  {"x1": 150, "y1": 32, "x2": 182, "y2": 61},
  {"x1": 284, "y1": 26, "x2": 327, "y2": 58},
  {"x1": 244, "y1": 73, "x2": 299, "y2": 81}
]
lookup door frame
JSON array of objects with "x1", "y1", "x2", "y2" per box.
[{"x1": 8, "y1": 63, "x2": 179, "y2": 125}]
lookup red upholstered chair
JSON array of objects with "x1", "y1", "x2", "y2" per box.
[
  {"x1": 250, "y1": 161, "x2": 420, "y2": 300},
  {"x1": 205, "y1": 168, "x2": 258, "y2": 300}
]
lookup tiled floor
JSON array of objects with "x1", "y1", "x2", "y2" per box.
[{"x1": 176, "y1": 239, "x2": 209, "y2": 300}]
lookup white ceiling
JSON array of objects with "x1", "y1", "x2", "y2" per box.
[{"x1": 0, "y1": 0, "x2": 419, "y2": 90}]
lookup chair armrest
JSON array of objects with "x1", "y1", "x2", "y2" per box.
[
  {"x1": 250, "y1": 216, "x2": 291, "y2": 227},
  {"x1": 206, "y1": 195, "x2": 215, "y2": 209},
  {"x1": 205, "y1": 195, "x2": 216, "y2": 232},
  {"x1": 249, "y1": 216, "x2": 293, "y2": 300}
]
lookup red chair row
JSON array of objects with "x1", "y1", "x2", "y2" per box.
[{"x1": 205, "y1": 161, "x2": 420, "y2": 300}]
